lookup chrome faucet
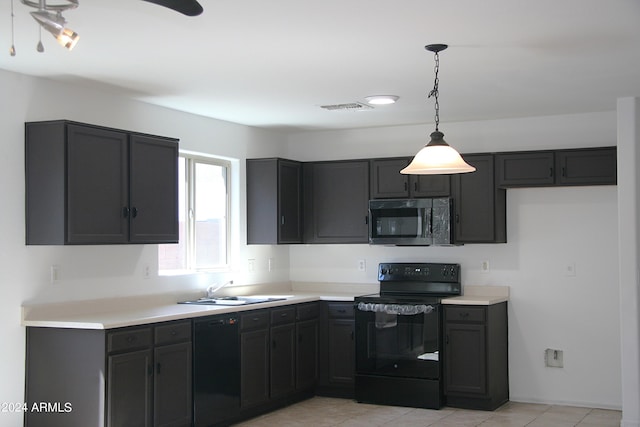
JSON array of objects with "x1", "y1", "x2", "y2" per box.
[{"x1": 206, "y1": 280, "x2": 233, "y2": 298}]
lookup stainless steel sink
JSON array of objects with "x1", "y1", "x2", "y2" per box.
[{"x1": 178, "y1": 296, "x2": 287, "y2": 306}]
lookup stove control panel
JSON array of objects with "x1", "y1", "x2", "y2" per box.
[{"x1": 378, "y1": 262, "x2": 460, "y2": 283}]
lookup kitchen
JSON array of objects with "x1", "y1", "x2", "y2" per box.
[{"x1": 0, "y1": 1, "x2": 638, "y2": 426}]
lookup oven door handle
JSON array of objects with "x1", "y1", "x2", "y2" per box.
[{"x1": 356, "y1": 302, "x2": 434, "y2": 315}]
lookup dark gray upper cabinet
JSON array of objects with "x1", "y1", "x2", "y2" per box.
[
  {"x1": 25, "y1": 120, "x2": 179, "y2": 245},
  {"x1": 496, "y1": 147, "x2": 616, "y2": 188},
  {"x1": 555, "y1": 147, "x2": 617, "y2": 186},
  {"x1": 246, "y1": 158, "x2": 303, "y2": 244},
  {"x1": 452, "y1": 154, "x2": 507, "y2": 244},
  {"x1": 370, "y1": 157, "x2": 450, "y2": 199},
  {"x1": 496, "y1": 151, "x2": 555, "y2": 187},
  {"x1": 303, "y1": 160, "x2": 370, "y2": 244}
]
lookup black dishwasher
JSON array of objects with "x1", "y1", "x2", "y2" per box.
[{"x1": 193, "y1": 314, "x2": 240, "y2": 427}]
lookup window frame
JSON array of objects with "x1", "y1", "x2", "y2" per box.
[{"x1": 159, "y1": 152, "x2": 231, "y2": 274}]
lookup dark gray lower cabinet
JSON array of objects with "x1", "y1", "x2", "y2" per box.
[
  {"x1": 240, "y1": 310, "x2": 271, "y2": 409},
  {"x1": 24, "y1": 321, "x2": 192, "y2": 427},
  {"x1": 318, "y1": 302, "x2": 355, "y2": 398},
  {"x1": 444, "y1": 303, "x2": 509, "y2": 410}
]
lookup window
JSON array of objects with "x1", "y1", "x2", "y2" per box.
[{"x1": 159, "y1": 154, "x2": 230, "y2": 273}]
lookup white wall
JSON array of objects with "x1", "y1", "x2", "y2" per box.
[
  {"x1": 0, "y1": 69, "x2": 288, "y2": 427},
  {"x1": 286, "y1": 112, "x2": 622, "y2": 409}
]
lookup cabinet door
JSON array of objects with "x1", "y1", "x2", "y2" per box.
[
  {"x1": 67, "y1": 124, "x2": 129, "y2": 244},
  {"x1": 304, "y1": 161, "x2": 369, "y2": 243},
  {"x1": 129, "y1": 134, "x2": 179, "y2": 243},
  {"x1": 296, "y1": 319, "x2": 319, "y2": 390},
  {"x1": 411, "y1": 174, "x2": 451, "y2": 198},
  {"x1": 279, "y1": 160, "x2": 303, "y2": 243},
  {"x1": 107, "y1": 349, "x2": 153, "y2": 427},
  {"x1": 556, "y1": 147, "x2": 617, "y2": 186},
  {"x1": 445, "y1": 322, "x2": 487, "y2": 396},
  {"x1": 370, "y1": 158, "x2": 450, "y2": 198},
  {"x1": 270, "y1": 323, "x2": 296, "y2": 399},
  {"x1": 452, "y1": 154, "x2": 506, "y2": 243},
  {"x1": 240, "y1": 329, "x2": 270, "y2": 408},
  {"x1": 327, "y1": 318, "x2": 355, "y2": 385},
  {"x1": 370, "y1": 158, "x2": 410, "y2": 198},
  {"x1": 154, "y1": 342, "x2": 192, "y2": 427},
  {"x1": 496, "y1": 151, "x2": 555, "y2": 187}
]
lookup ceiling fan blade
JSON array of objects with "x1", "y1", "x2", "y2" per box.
[{"x1": 141, "y1": 0, "x2": 203, "y2": 16}]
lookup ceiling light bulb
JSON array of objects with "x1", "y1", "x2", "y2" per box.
[
  {"x1": 57, "y1": 28, "x2": 79, "y2": 50},
  {"x1": 365, "y1": 95, "x2": 399, "y2": 105}
]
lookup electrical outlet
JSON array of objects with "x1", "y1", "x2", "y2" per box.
[
  {"x1": 143, "y1": 264, "x2": 150, "y2": 279},
  {"x1": 481, "y1": 260, "x2": 490, "y2": 273},
  {"x1": 268, "y1": 258, "x2": 274, "y2": 272},
  {"x1": 50, "y1": 265, "x2": 59, "y2": 284},
  {"x1": 248, "y1": 259, "x2": 256, "y2": 272},
  {"x1": 357, "y1": 259, "x2": 366, "y2": 272},
  {"x1": 565, "y1": 262, "x2": 576, "y2": 277}
]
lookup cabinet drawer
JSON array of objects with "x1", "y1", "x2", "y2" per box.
[
  {"x1": 327, "y1": 303, "x2": 354, "y2": 318},
  {"x1": 297, "y1": 302, "x2": 319, "y2": 321},
  {"x1": 240, "y1": 310, "x2": 270, "y2": 331},
  {"x1": 271, "y1": 307, "x2": 296, "y2": 326},
  {"x1": 107, "y1": 327, "x2": 153, "y2": 353},
  {"x1": 446, "y1": 306, "x2": 486, "y2": 323},
  {"x1": 155, "y1": 320, "x2": 191, "y2": 345}
]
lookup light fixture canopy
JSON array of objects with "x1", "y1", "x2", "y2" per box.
[
  {"x1": 401, "y1": 44, "x2": 476, "y2": 175},
  {"x1": 365, "y1": 95, "x2": 399, "y2": 105}
]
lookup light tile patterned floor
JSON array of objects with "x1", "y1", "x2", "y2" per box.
[{"x1": 232, "y1": 397, "x2": 621, "y2": 427}]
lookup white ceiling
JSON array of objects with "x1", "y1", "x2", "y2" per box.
[{"x1": 2, "y1": 0, "x2": 640, "y2": 133}]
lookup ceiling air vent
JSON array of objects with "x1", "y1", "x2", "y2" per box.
[{"x1": 320, "y1": 102, "x2": 374, "y2": 111}]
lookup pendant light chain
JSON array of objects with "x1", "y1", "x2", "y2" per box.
[{"x1": 428, "y1": 50, "x2": 441, "y2": 131}]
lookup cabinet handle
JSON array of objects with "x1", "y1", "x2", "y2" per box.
[
  {"x1": 131, "y1": 207, "x2": 138, "y2": 218},
  {"x1": 455, "y1": 214, "x2": 460, "y2": 224},
  {"x1": 365, "y1": 216, "x2": 368, "y2": 225},
  {"x1": 281, "y1": 215, "x2": 285, "y2": 225},
  {"x1": 414, "y1": 182, "x2": 418, "y2": 192},
  {"x1": 281, "y1": 313, "x2": 288, "y2": 317},
  {"x1": 122, "y1": 207, "x2": 130, "y2": 218},
  {"x1": 350, "y1": 331, "x2": 354, "y2": 341},
  {"x1": 446, "y1": 335, "x2": 449, "y2": 344},
  {"x1": 561, "y1": 167, "x2": 566, "y2": 177},
  {"x1": 549, "y1": 167, "x2": 553, "y2": 177}
]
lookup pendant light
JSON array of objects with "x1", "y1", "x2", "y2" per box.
[{"x1": 401, "y1": 44, "x2": 475, "y2": 175}]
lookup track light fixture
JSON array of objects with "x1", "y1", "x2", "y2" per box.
[{"x1": 9, "y1": 0, "x2": 79, "y2": 55}]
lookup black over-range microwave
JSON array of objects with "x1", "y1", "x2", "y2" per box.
[{"x1": 368, "y1": 198, "x2": 453, "y2": 245}]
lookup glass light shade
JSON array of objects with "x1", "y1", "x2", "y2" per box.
[{"x1": 401, "y1": 131, "x2": 476, "y2": 175}]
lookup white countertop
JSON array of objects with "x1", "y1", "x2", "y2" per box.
[
  {"x1": 21, "y1": 291, "x2": 363, "y2": 330},
  {"x1": 21, "y1": 283, "x2": 508, "y2": 329},
  {"x1": 442, "y1": 285, "x2": 510, "y2": 305}
]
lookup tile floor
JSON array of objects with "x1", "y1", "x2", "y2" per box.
[{"x1": 232, "y1": 397, "x2": 621, "y2": 427}]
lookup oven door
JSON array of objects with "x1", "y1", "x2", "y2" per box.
[{"x1": 355, "y1": 302, "x2": 441, "y2": 379}]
